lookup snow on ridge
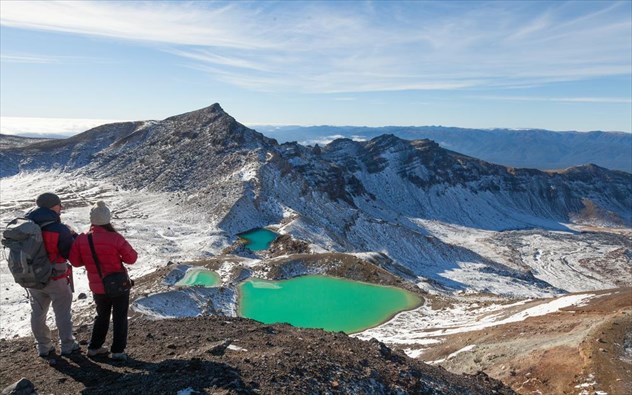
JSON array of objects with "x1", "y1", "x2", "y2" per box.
[
  {"x1": 355, "y1": 293, "x2": 599, "y2": 356},
  {"x1": 429, "y1": 344, "x2": 477, "y2": 365}
]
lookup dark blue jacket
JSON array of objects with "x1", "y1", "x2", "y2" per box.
[{"x1": 26, "y1": 207, "x2": 75, "y2": 261}]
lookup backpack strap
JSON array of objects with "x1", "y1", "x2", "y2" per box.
[
  {"x1": 5, "y1": 217, "x2": 54, "y2": 228},
  {"x1": 38, "y1": 220, "x2": 56, "y2": 230},
  {"x1": 88, "y1": 233, "x2": 127, "y2": 279},
  {"x1": 39, "y1": 219, "x2": 65, "y2": 275}
]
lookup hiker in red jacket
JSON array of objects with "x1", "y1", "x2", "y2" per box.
[
  {"x1": 26, "y1": 193, "x2": 80, "y2": 357},
  {"x1": 69, "y1": 201, "x2": 137, "y2": 361}
]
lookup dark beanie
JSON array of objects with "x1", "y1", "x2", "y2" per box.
[{"x1": 36, "y1": 193, "x2": 62, "y2": 209}]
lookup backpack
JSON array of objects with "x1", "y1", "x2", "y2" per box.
[{"x1": 1, "y1": 218, "x2": 54, "y2": 289}]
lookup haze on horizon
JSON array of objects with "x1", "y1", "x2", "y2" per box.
[{"x1": 1, "y1": 0, "x2": 631, "y2": 136}]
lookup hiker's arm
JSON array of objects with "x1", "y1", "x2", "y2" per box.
[{"x1": 68, "y1": 236, "x2": 84, "y2": 267}]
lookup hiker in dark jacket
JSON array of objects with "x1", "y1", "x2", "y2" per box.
[
  {"x1": 69, "y1": 201, "x2": 137, "y2": 361},
  {"x1": 25, "y1": 192, "x2": 80, "y2": 357}
]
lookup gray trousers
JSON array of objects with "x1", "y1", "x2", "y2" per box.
[{"x1": 29, "y1": 277, "x2": 75, "y2": 354}]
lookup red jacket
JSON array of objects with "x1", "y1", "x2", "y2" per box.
[{"x1": 69, "y1": 226, "x2": 138, "y2": 294}]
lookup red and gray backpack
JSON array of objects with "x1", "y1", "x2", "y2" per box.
[{"x1": 1, "y1": 218, "x2": 54, "y2": 289}]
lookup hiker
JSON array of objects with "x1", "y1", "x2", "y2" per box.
[
  {"x1": 25, "y1": 192, "x2": 80, "y2": 357},
  {"x1": 69, "y1": 201, "x2": 137, "y2": 361}
]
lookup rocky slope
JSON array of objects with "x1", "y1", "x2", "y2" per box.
[
  {"x1": 0, "y1": 316, "x2": 515, "y2": 395},
  {"x1": 409, "y1": 288, "x2": 632, "y2": 395}
]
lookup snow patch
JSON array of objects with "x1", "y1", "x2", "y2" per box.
[{"x1": 429, "y1": 344, "x2": 477, "y2": 365}]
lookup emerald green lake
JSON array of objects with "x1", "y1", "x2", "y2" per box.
[
  {"x1": 175, "y1": 268, "x2": 220, "y2": 287},
  {"x1": 238, "y1": 275, "x2": 421, "y2": 333},
  {"x1": 238, "y1": 228, "x2": 278, "y2": 251}
]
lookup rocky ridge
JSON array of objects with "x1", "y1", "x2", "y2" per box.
[
  {"x1": 1, "y1": 104, "x2": 630, "y2": 230},
  {"x1": 0, "y1": 316, "x2": 516, "y2": 395}
]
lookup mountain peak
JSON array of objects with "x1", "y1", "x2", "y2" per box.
[{"x1": 164, "y1": 103, "x2": 226, "y2": 122}]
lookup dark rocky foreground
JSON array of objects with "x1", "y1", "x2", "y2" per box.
[{"x1": 0, "y1": 316, "x2": 515, "y2": 394}]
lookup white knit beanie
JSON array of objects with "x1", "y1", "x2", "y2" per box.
[{"x1": 90, "y1": 201, "x2": 111, "y2": 226}]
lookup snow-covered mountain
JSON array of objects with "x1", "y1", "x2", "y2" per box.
[
  {"x1": 1, "y1": 104, "x2": 630, "y2": 297},
  {"x1": 255, "y1": 124, "x2": 632, "y2": 172},
  {"x1": 2, "y1": 104, "x2": 629, "y2": 227}
]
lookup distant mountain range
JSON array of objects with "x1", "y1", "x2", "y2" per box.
[{"x1": 254, "y1": 125, "x2": 632, "y2": 172}]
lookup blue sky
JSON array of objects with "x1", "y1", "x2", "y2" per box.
[{"x1": 1, "y1": 0, "x2": 631, "y2": 135}]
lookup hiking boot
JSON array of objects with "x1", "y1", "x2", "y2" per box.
[
  {"x1": 87, "y1": 347, "x2": 109, "y2": 357},
  {"x1": 111, "y1": 352, "x2": 128, "y2": 361},
  {"x1": 38, "y1": 346, "x2": 55, "y2": 358},
  {"x1": 61, "y1": 342, "x2": 81, "y2": 356}
]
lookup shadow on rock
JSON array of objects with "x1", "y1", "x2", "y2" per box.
[
  {"x1": 78, "y1": 357, "x2": 256, "y2": 394},
  {"x1": 48, "y1": 354, "x2": 123, "y2": 389}
]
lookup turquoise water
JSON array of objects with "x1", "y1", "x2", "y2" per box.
[
  {"x1": 238, "y1": 275, "x2": 421, "y2": 333},
  {"x1": 174, "y1": 268, "x2": 220, "y2": 287},
  {"x1": 238, "y1": 228, "x2": 278, "y2": 251}
]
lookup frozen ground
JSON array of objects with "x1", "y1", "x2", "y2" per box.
[
  {"x1": 417, "y1": 220, "x2": 631, "y2": 293},
  {"x1": 0, "y1": 172, "x2": 629, "y2": 353}
]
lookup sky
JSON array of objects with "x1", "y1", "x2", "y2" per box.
[{"x1": 1, "y1": 0, "x2": 631, "y2": 136}]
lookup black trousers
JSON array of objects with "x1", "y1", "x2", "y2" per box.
[{"x1": 89, "y1": 291, "x2": 129, "y2": 353}]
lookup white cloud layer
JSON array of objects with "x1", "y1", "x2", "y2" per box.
[
  {"x1": 1, "y1": 0, "x2": 630, "y2": 94},
  {"x1": 0, "y1": 117, "x2": 125, "y2": 137}
]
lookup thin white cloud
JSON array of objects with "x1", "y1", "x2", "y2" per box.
[
  {"x1": 300, "y1": 135, "x2": 348, "y2": 146},
  {"x1": 1, "y1": 54, "x2": 59, "y2": 64},
  {"x1": 0, "y1": 1, "x2": 271, "y2": 49},
  {"x1": 299, "y1": 135, "x2": 369, "y2": 146},
  {"x1": 473, "y1": 95, "x2": 632, "y2": 104},
  {"x1": 1, "y1": 1, "x2": 630, "y2": 94},
  {"x1": 1, "y1": 52, "x2": 117, "y2": 65},
  {"x1": 170, "y1": 49, "x2": 270, "y2": 72}
]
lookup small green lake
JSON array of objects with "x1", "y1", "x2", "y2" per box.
[
  {"x1": 238, "y1": 228, "x2": 278, "y2": 251},
  {"x1": 238, "y1": 275, "x2": 421, "y2": 333},
  {"x1": 174, "y1": 268, "x2": 220, "y2": 287}
]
